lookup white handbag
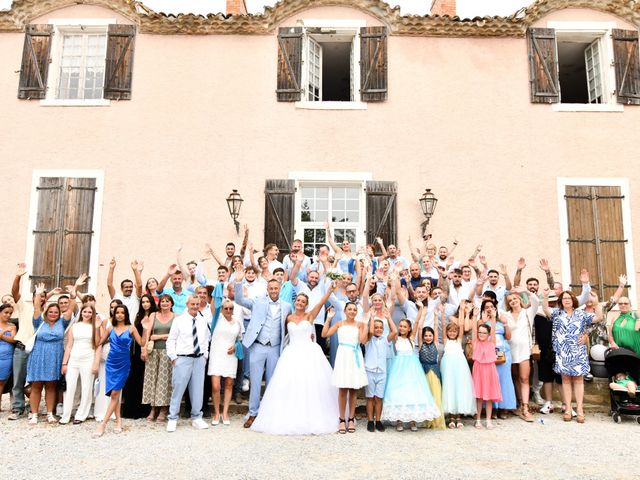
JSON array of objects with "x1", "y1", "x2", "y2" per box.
[{"x1": 24, "y1": 322, "x2": 45, "y2": 354}]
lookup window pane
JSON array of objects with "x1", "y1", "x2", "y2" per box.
[{"x1": 304, "y1": 229, "x2": 314, "y2": 243}]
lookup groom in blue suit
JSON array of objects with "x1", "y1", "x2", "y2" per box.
[{"x1": 234, "y1": 270, "x2": 292, "y2": 428}]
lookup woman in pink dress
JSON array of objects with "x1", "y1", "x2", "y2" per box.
[{"x1": 471, "y1": 304, "x2": 502, "y2": 429}]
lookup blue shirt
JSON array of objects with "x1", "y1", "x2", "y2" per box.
[
  {"x1": 163, "y1": 287, "x2": 189, "y2": 315},
  {"x1": 365, "y1": 335, "x2": 389, "y2": 373}
]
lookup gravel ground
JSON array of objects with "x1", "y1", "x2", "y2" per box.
[{"x1": 1, "y1": 397, "x2": 637, "y2": 480}]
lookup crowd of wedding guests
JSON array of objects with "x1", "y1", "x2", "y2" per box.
[{"x1": 0, "y1": 222, "x2": 638, "y2": 436}]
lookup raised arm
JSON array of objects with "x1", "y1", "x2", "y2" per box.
[
  {"x1": 157, "y1": 264, "x2": 177, "y2": 293},
  {"x1": 11, "y1": 262, "x2": 27, "y2": 302},
  {"x1": 539, "y1": 258, "x2": 555, "y2": 290},
  {"x1": 132, "y1": 260, "x2": 143, "y2": 297},
  {"x1": 307, "y1": 282, "x2": 336, "y2": 319},
  {"x1": 499, "y1": 263, "x2": 513, "y2": 292},
  {"x1": 239, "y1": 224, "x2": 249, "y2": 258},
  {"x1": 541, "y1": 288, "x2": 552, "y2": 317},
  {"x1": 606, "y1": 274, "x2": 627, "y2": 310},
  {"x1": 107, "y1": 257, "x2": 116, "y2": 299},
  {"x1": 576, "y1": 269, "x2": 592, "y2": 306},
  {"x1": 176, "y1": 245, "x2": 190, "y2": 281},
  {"x1": 513, "y1": 257, "x2": 526, "y2": 287},
  {"x1": 408, "y1": 236, "x2": 419, "y2": 262},
  {"x1": 376, "y1": 237, "x2": 388, "y2": 260},
  {"x1": 33, "y1": 283, "x2": 45, "y2": 320},
  {"x1": 321, "y1": 309, "x2": 339, "y2": 337},
  {"x1": 205, "y1": 243, "x2": 226, "y2": 267},
  {"x1": 590, "y1": 292, "x2": 604, "y2": 324},
  {"x1": 324, "y1": 222, "x2": 342, "y2": 257},
  {"x1": 233, "y1": 267, "x2": 253, "y2": 310}
]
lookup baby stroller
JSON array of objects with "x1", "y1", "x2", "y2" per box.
[{"x1": 604, "y1": 347, "x2": 640, "y2": 424}]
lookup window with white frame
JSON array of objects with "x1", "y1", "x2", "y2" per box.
[
  {"x1": 56, "y1": 31, "x2": 107, "y2": 100},
  {"x1": 556, "y1": 30, "x2": 611, "y2": 104},
  {"x1": 296, "y1": 183, "x2": 365, "y2": 257}
]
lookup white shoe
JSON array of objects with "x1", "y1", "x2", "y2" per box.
[
  {"x1": 192, "y1": 418, "x2": 209, "y2": 430},
  {"x1": 166, "y1": 420, "x2": 177, "y2": 432},
  {"x1": 28, "y1": 413, "x2": 38, "y2": 425},
  {"x1": 540, "y1": 401, "x2": 554, "y2": 414},
  {"x1": 55, "y1": 403, "x2": 63, "y2": 416},
  {"x1": 532, "y1": 391, "x2": 545, "y2": 406},
  {"x1": 242, "y1": 378, "x2": 250, "y2": 392}
]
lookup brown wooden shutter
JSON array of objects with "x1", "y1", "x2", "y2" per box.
[
  {"x1": 60, "y1": 178, "x2": 97, "y2": 286},
  {"x1": 360, "y1": 26, "x2": 388, "y2": 102},
  {"x1": 276, "y1": 27, "x2": 302, "y2": 102},
  {"x1": 527, "y1": 28, "x2": 559, "y2": 104},
  {"x1": 612, "y1": 29, "x2": 640, "y2": 105},
  {"x1": 18, "y1": 24, "x2": 53, "y2": 100},
  {"x1": 31, "y1": 178, "x2": 65, "y2": 291},
  {"x1": 264, "y1": 179, "x2": 295, "y2": 259},
  {"x1": 104, "y1": 24, "x2": 136, "y2": 100},
  {"x1": 31, "y1": 177, "x2": 97, "y2": 291},
  {"x1": 565, "y1": 186, "x2": 627, "y2": 299},
  {"x1": 366, "y1": 181, "x2": 397, "y2": 251}
]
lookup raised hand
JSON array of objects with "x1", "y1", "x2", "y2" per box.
[
  {"x1": 498, "y1": 263, "x2": 508, "y2": 276},
  {"x1": 619, "y1": 274, "x2": 627, "y2": 287},
  {"x1": 35, "y1": 282, "x2": 46, "y2": 295},
  {"x1": 326, "y1": 307, "x2": 336, "y2": 321},
  {"x1": 177, "y1": 244, "x2": 183, "y2": 253},
  {"x1": 542, "y1": 287, "x2": 550, "y2": 297},
  {"x1": 468, "y1": 257, "x2": 476, "y2": 268},
  {"x1": 75, "y1": 273, "x2": 88, "y2": 287},
  {"x1": 204, "y1": 243, "x2": 214, "y2": 257},
  {"x1": 539, "y1": 258, "x2": 550, "y2": 272},
  {"x1": 16, "y1": 262, "x2": 27, "y2": 277},
  {"x1": 167, "y1": 263, "x2": 178, "y2": 275},
  {"x1": 479, "y1": 255, "x2": 487, "y2": 267},
  {"x1": 137, "y1": 260, "x2": 144, "y2": 272},
  {"x1": 109, "y1": 257, "x2": 116, "y2": 270},
  {"x1": 234, "y1": 262, "x2": 245, "y2": 282},
  {"x1": 516, "y1": 257, "x2": 526, "y2": 270},
  {"x1": 579, "y1": 269, "x2": 590, "y2": 284},
  {"x1": 49, "y1": 287, "x2": 62, "y2": 296}
]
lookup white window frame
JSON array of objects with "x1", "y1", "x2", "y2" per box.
[
  {"x1": 290, "y1": 171, "x2": 371, "y2": 252},
  {"x1": 295, "y1": 19, "x2": 367, "y2": 111},
  {"x1": 548, "y1": 21, "x2": 623, "y2": 112},
  {"x1": 25, "y1": 169, "x2": 105, "y2": 294},
  {"x1": 40, "y1": 18, "x2": 115, "y2": 107},
  {"x1": 556, "y1": 177, "x2": 636, "y2": 306}
]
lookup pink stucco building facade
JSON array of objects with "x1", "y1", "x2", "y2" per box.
[{"x1": 0, "y1": 0, "x2": 638, "y2": 309}]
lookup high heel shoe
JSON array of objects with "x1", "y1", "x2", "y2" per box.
[
  {"x1": 338, "y1": 418, "x2": 346, "y2": 434},
  {"x1": 347, "y1": 417, "x2": 356, "y2": 433}
]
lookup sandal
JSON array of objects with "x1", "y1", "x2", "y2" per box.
[
  {"x1": 396, "y1": 421, "x2": 404, "y2": 432},
  {"x1": 448, "y1": 418, "x2": 456, "y2": 429},
  {"x1": 338, "y1": 418, "x2": 346, "y2": 434},
  {"x1": 28, "y1": 413, "x2": 38, "y2": 425},
  {"x1": 114, "y1": 420, "x2": 123, "y2": 433},
  {"x1": 410, "y1": 421, "x2": 418, "y2": 432},
  {"x1": 521, "y1": 406, "x2": 534, "y2": 423},
  {"x1": 562, "y1": 412, "x2": 572, "y2": 422},
  {"x1": 456, "y1": 421, "x2": 464, "y2": 429},
  {"x1": 46, "y1": 413, "x2": 57, "y2": 424},
  {"x1": 73, "y1": 419, "x2": 83, "y2": 425},
  {"x1": 347, "y1": 417, "x2": 356, "y2": 433},
  {"x1": 576, "y1": 413, "x2": 585, "y2": 424},
  {"x1": 474, "y1": 420, "x2": 482, "y2": 429},
  {"x1": 92, "y1": 424, "x2": 105, "y2": 438},
  {"x1": 486, "y1": 421, "x2": 494, "y2": 430}
]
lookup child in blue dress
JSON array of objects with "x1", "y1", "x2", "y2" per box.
[
  {"x1": 381, "y1": 307, "x2": 441, "y2": 432},
  {"x1": 440, "y1": 302, "x2": 476, "y2": 428},
  {"x1": 364, "y1": 313, "x2": 397, "y2": 432}
]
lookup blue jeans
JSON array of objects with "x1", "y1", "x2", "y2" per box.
[
  {"x1": 168, "y1": 356, "x2": 205, "y2": 421},
  {"x1": 11, "y1": 347, "x2": 28, "y2": 413}
]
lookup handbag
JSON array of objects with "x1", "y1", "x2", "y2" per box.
[
  {"x1": 495, "y1": 350, "x2": 506, "y2": 365},
  {"x1": 25, "y1": 322, "x2": 45, "y2": 354},
  {"x1": 530, "y1": 315, "x2": 541, "y2": 361},
  {"x1": 234, "y1": 338, "x2": 244, "y2": 360},
  {"x1": 146, "y1": 318, "x2": 155, "y2": 354}
]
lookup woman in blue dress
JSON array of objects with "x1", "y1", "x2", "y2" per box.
[
  {"x1": 94, "y1": 305, "x2": 144, "y2": 437},
  {"x1": 0, "y1": 303, "x2": 17, "y2": 408},
  {"x1": 27, "y1": 283, "x2": 76, "y2": 425},
  {"x1": 542, "y1": 289, "x2": 603, "y2": 424},
  {"x1": 479, "y1": 300, "x2": 516, "y2": 418}
]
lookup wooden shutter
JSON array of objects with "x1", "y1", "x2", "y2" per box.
[
  {"x1": 31, "y1": 177, "x2": 97, "y2": 291},
  {"x1": 31, "y1": 178, "x2": 65, "y2": 290},
  {"x1": 264, "y1": 179, "x2": 295, "y2": 259},
  {"x1": 360, "y1": 26, "x2": 388, "y2": 102},
  {"x1": 527, "y1": 28, "x2": 559, "y2": 104},
  {"x1": 60, "y1": 178, "x2": 97, "y2": 286},
  {"x1": 612, "y1": 29, "x2": 640, "y2": 105},
  {"x1": 366, "y1": 181, "x2": 397, "y2": 251},
  {"x1": 104, "y1": 24, "x2": 136, "y2": 100},
  {"x1": 565, "y1": 186, "x2": 627, "y2": 299},
  {"x1": 276, "y1": 27, "x2": 302, "y2": 102},
  {"x1": 17, "y1": 24, "x2": 53, "y2": 100}
]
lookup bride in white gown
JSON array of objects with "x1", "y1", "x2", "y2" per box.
[{"x1": 251, "y1": 284, "x2": 339, "y2": 435}]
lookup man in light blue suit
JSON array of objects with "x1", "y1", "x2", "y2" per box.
[{"x1": 234, "y1": 269, "x2": 292, "y2": 428}]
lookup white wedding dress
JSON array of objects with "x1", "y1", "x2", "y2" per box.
[{"x1": 251, "y1": 320, "x2": 339, "y2": 435}]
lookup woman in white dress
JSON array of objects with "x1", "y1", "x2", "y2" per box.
[
  {"x1": 504, "y1": 287, "x2": 538, "y2": 421},
  {"x1": 322, "y1": 302, "x2": 368, "y2": 434},
  {"x1": 208, "y1": 298, "x2": 243, "y2": 425},
  {"x1": 60, "y1": 304, "x2": 101, "y2": 424},
  {"x1": 251, "y1": 283, "x2": 338, "y2": 435}
]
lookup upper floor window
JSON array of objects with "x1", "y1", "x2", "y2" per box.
[
  {"x1": 527, "y1": 24, "x2": 640, "y2": 111},
  {"x1": 18, "y1": 21, "x2": 136, "y2": 105},
  {"x1": 276, "y1": 23, "x2": 387, "y2": 109}
]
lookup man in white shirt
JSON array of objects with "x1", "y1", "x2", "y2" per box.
[
  {"x1": 265, "y1": 243, "x2": 284, "y2": 273},
  {"x1": 107, "y1": 257, "x2": 143, "y2": 320},
  {"x1": 386, "y1": 245, "x2": 409, "y2": 271},
  {"x1": 166, "y1": 296, "x2": 210, "y2": 432},
  {"x1": 447, "y1": 268, "x2": 474, "y2": 309},
  {"x1": 283, "y1": 239, "x2": 311, "y2": 283}
]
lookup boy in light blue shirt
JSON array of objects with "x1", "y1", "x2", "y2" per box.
[{"x1": 364, "y1": 315, "x2": 397, "y2": 432}]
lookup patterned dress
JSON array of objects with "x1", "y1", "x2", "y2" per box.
[
  {"x1": 142, "y1": 315, "x2": 174, "y2": 406},
  {"x1": 551, "y1": 308, "x2": 594, "y2": 376}
]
